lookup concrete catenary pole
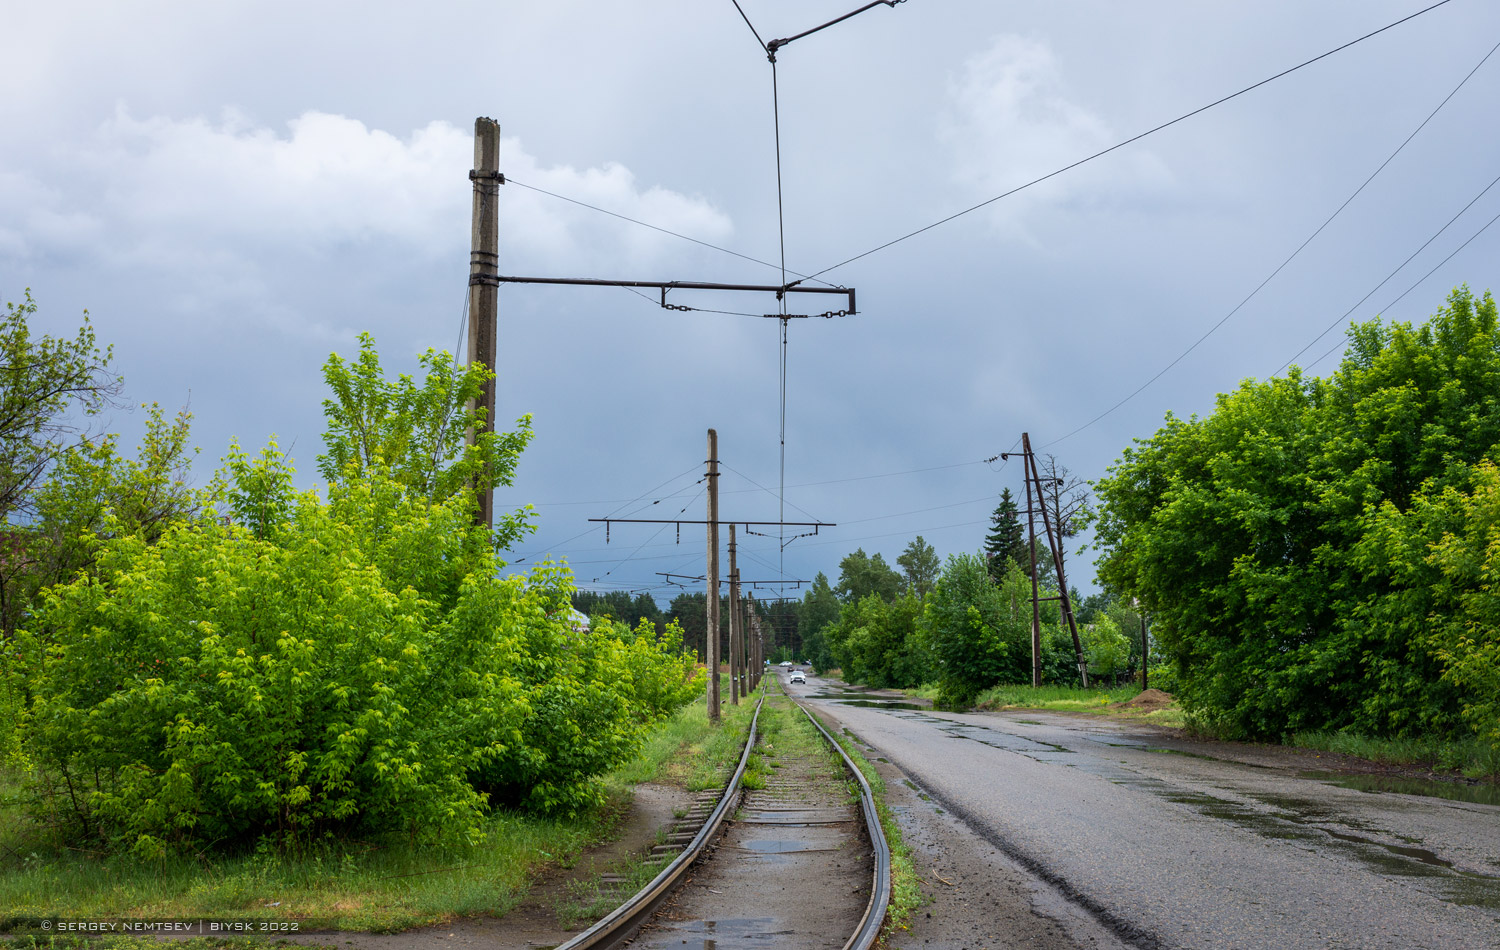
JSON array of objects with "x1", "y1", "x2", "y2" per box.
[
  {"x1": 466, "y1": 117, "x2": 501, "y2": 529},
  {"x1": 728, "y1": 524, "x2": 741, "y2": 706},
  {"x1": 706, "y1": 429, "x2": 721, "y2": 722}
]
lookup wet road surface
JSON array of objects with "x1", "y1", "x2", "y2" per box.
[{"x1": 793, "y1": 677, "x2": 1500, "y2": 950}]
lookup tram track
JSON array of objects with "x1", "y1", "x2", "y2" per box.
[{"x1": 557, "y1": 682, "x2": 890, "y2": 950}]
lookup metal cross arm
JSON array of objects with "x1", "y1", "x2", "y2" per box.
[
  {"x1": 657, "y1": 572, "x2": 809, "y2": 590},
  {"x1": 590, "y1": 518, "x2": 833, "y2": 528},
  {"x1": 484, "y1": 275, "x2": 855, "y2": 317}
]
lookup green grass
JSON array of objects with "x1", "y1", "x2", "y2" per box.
[
  {"x1": 0, "y1": 785, "x2": 606, "y2": 933},
  {"x1": 973, "y1": 683, "x2": 1144, "y2": 711},
  {"x1": 1289, "y1": 730, "x2": 1500, "y2": 780},
  {"x1": 0, "y1": 698, "x2": 755, "y2": 934},
  {"x1": 806, "y1": 709, "x2": 922, "y2": 939}
]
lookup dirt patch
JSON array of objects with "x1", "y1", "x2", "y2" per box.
[{"x1": 1115, "y1": 688, "x2": 1172, "y2": 710}]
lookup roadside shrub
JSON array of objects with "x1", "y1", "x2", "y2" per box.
[
  {"x1": 15, "y1": 457, "x2": 700, "y2": 854},
  {"x1": 468, "y1": 609, "x2": 702, "y2": 815},
  {"x1": 15, "y1": 458, "x2": 527, "y2": 854}
]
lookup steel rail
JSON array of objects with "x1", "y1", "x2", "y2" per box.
[
  {"x1": 553, "y1": 691, "x2": 766, "y2": 950},
  {"x1": 788, "y1": 693, "x2": 893, "y2": 950}
]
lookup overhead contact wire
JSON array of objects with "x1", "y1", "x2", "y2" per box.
[{"x1": 806, "y1": 0, "x2": 1456, "y2": 282}]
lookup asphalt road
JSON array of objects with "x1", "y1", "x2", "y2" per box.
[{"x1": 787, "y1": 673, "x2": 1500, "y2": 950}]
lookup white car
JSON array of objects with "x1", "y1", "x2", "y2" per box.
[{"x1": 789, "y1": 670, "x2": 806, "y2": 685}]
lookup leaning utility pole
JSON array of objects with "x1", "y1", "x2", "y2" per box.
[
  {"x1": 1004, "y1": 434, "x2": 1090, "y2": 688},
  {"x1": 728, "y1": 525, "x2": 741, "y2": 707},
  {"x1": 466, "y1": 117, "x2": 502, "y2": 529},
  {"x1": 706, "y1": 429, "x2": 721, "y2": 721},
  {"x1": 1027, "y1": 433, "x2": 1089, "y2": 687}
]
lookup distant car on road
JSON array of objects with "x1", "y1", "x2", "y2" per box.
[
  {"x1": 789, "y1": 670, "x2": 806, "y2": 685},
  {"x1": 779, "y1": 660, "x2": 793, "y2": 667}
]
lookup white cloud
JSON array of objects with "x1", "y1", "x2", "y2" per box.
[
  {"x1": 940, "y1": 35, "x2": 1171, "y2": 240},
  {"x1": 1, "y1": 107, "x2": 734, "y2": 280}
]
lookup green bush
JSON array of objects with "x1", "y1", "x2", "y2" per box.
[
  {"x1": 13, "y1": 461, "x2": 701, "y2": 854},
  {"x1": 15, "y1": 458, "x2": 517, "y2": 853},
  {"x1": 1094, "y1": 287, "x2": 1500, "y2": 743},
  {"x1": 9, "y1": 331, "x2": 704, "y2": 854}
]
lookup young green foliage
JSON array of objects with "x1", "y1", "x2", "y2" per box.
[
  {"x1": 1093, "y1": 287, "x2": 1500, "y2": 744},
  {"x1": 13, "y1": 336, "x2": 701, "y2": 854},
  {"x1": 318, "y1": 332, "x2": 534, "y2": 552}
]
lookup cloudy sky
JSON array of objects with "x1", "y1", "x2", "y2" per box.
[{"x1": 5, "y1": 0, "x2": 1498, "y2": 606}]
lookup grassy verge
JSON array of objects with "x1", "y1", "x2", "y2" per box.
[
  {"x1": 1289, "y1": 730, "x2": 1500, "y2": 780},
  {"x1": 967, "y1": 683, "x2": 1187, "y2": 728},
  {"x1": 554, "y1": 698, "x2": 759, "y2": 926},
  {"x1": 797, "y1": 709, "x2": 921, "y2": 940},
  {"x1": 0, "y1": 699, "x2": 753, "y2": 935}
]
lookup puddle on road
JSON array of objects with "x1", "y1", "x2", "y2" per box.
[
  {"x1": 835, "y1": 699, "x2": 925, "y2": 710},
  {"x1": 1298, "y1": 770, "x2": 1500, "y2": 807},
  {"x1": 1108, "y1": 773, "x2": 1500, "y2": 909}
]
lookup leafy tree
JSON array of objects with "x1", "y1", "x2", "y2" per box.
[
  {"x1": 0, "y1": 291, "x2": 129, "y2": 638},
  {"x1": 825, "y1": 591, "x2": 923, "y2": 688},
  {"x1": 798, "y1": 572, "x2": 840, "y2": 669},
  {"x1": 757, "y1": 596, "x2": 801, "y2": 662},
  {"x1": 0, "y1": 290, "x2": 122, "y2": 522},
  {"x1": 835, "y1": 548, "x2": 902, "y2": 603},
  {"x1": 1424, "y1": 461, "x2": 1500, "y2": 749},
  {"x1": 572, "y1": 590, "x2": 662, "y2": 629},
  {"x1": 3, "y1": 404, "x2": 204, "y2": 639},
  {"x1": 922, "y1": 553, "x2": 1016, "y2": 706},
  {"x1": 668, "y1": 591, "x2": 708, "y2": 659},
  {"x1": 897, "y1": 535, "x2": 940, "y2": 599},
  {"x1": 1083, "y1": 613, "x2": 1131, "y2": 681},
  {"x1": 319, "y1": 332, "x2": 533, "y2": 552},
  {"x1": 1093, "y1": 286, "x2": 1499, "y2": 741},
  {"x1": 983, "y1": 488, "x2": 1026, "y2": 582}
]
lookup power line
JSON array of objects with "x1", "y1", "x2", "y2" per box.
[
  {"x1": 528, "y1": 454, "x2": 1001, "y2": 506},
  {"x1": 1040, "y1": 14, "x2": 1483, "y2": 449},
  {"x1": 805, "y1": 0, "x2": 1456, "y2": 283},
  {"x1": 505, "y1": 177, "x2": 837, "y2": 288},
  {"x1": 799, "y1": 518, "x2": 989, "y2": 548},
  {"x1": 1306, "y1": 202, "x2": 1500, "y2": 371},
  {"x1": 1266, "y1": 37, "x2": 1500, "y2": 374},
  {"x1": 836, "y1": 494, "x2": 994, "y2": 526},
  {"x1": 1275, "y1": 168, "x2": 1500, "y2": 375},
  {"x1": 719, "y1": 461, "x2": 822, "y2": 522}
]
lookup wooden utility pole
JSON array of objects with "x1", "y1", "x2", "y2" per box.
[
  {"x1": 1024, "y1": 467, "x2": 1042, "y2": 688},
  {"x1": 749, "y1": 597, "x2": 761, "y2": 689},
  {"x1": 466, "y1": 117, "x2": 501, "y2": 529},
  {"x1": 1140, "y1": 608, "x2": 1149, "y2": 691},
  {"x1": 706, "y1": 429, "x2": 721, "y2": 722},
  {"x1": 728, "y1": 525, "x2": 741, "y2": 706},
  {"x1": 744, "y1": 588, "x2": 756, "y2": 693},
  {"x1": 1022, "y1": 433, "x2": 1089, "y2": 687}
]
